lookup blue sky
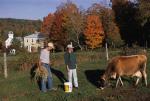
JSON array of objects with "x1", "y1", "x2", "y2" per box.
[{"x1": 0, "y1": 0, "x2": 111, "y2": 20}]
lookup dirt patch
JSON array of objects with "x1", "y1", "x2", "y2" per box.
[{"x1": 95, "y1": 87, "x2": 150, "y2": 101}]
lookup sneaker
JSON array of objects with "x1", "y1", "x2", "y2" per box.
[
  {"x1": 41, "y1": 90, "x2": 47, "y2": 93},
  {"x1": 48, "y1": 87, "x2": 57, "y2": 91}
]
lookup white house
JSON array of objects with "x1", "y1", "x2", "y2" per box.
[{"x1": 24, "y1": 32, "x2": 45, "y2": 52}]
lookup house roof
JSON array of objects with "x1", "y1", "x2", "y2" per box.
[{"x1": 24, "y1": 33, "x2": 45, "y2": 38}]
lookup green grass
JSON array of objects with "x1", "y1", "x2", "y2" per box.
[{"x1": 0, "y1": 50, "x2": 150, "y2": 101}]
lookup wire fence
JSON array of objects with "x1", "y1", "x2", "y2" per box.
[{"x1": 0, "y1": 48, "x2": 148, "y2": 75}]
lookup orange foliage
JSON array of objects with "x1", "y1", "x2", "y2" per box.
[
  {"x1": 50, "y1": 11, "x2": 69, "y2": 49},
  {"x1": 84, "y1": 15, "x2": 105, "y2": 49},
  {"x1": 41, "y1": 13, "x2": 54, "y2": 35}
]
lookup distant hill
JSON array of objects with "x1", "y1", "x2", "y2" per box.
[{"x1": 0, "y1": 18, "x2": 42, "y2": 37}]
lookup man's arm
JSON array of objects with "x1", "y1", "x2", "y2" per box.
[
  {"x1": 74, "y1": 53, "x2": 77, "y2": 69},
  {"x1": 66, "y1": 65, "x2": 69, "y2": 71},
  {"x1": 64, "y1": 53, "x2": 69, "y2": 71}
]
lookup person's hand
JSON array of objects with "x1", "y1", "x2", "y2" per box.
[
  {"x1": 76, "y1": 64, "x2": 78, "y2": 69},
  {"x1": 49, "y1": 62, "x2": 52, "y2": 65},
  {"x1": 66, "y1": 65, "x2": 69, "y2": 72},
  {"x1": 67, "y1": 68, "x2": 69, "y2": 72},
  {"x1": 39, "y1": 61, "x2": 41, "y2": 65},
  {"x1": 38, "y1": 61, "x2": 42, "y2": 68}
]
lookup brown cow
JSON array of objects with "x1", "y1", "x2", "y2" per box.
[{"x1": 100, "y1": 55, "x2": 147, "y2": 89}]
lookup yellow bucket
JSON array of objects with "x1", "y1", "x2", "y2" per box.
[{"x1": 64, "y1": 82, "x2": 72, "y2": 92}]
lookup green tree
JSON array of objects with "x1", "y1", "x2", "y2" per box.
[
  {"x1": 112, "y1": 1, "x2": 141, "y2": 46},
  {"x1": 11, "y1": 38, "x2": 21, "y2": 50},
  {"x1": 137, "y1": 0, "x2": 150, "y2": 47},
  {"x1": 101, "y1": 8, "x2": 123, "y2": 47}
]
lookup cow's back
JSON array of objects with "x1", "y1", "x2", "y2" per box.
[{"x1": 109, "y1": 55, "x2": 147, "y2": 76}]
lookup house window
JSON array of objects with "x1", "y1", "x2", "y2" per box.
[{"x1": 27, "y1": 39, "x2": 28, "y2": 43}]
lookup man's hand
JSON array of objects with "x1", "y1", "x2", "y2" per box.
[
  {"x1": 66, "y1": 65, "x2": 69, "y2": 72},
  {"x1": 76, "y1": 64, "x2": 78, "y2": 69}
]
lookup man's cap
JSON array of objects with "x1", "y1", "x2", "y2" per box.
[{"x1": 67, "y1": 44, "x2": 74, "y2": 48}]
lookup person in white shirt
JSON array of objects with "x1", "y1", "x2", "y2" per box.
[{"x1": 39, "y1": 42, "x2": 56, "y2": 92}]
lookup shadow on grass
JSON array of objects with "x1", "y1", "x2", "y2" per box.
[
  {"x1": 51, "y1": 67, "x2": 67, "y2": 90},
  {"x1": 51, "y1": 68, "x2": 67, "y2": 83},
  {"x1": 30, "y1": 63, "x2": 38, "y2": 80},
  {"x1": 85, "y1": 69, "x2": 105, "y2": 87}
]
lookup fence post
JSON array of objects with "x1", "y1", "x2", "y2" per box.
[
  {"x1": 4, "y1": 52, "x2": 8, "y2": 78},
  {"x1": 105, "y1": 42, "x2": 109, "y2": 61}
]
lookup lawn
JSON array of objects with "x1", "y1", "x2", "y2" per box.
[{"x1": 0, "y1": 50, "x2": 150, "y2": 101}]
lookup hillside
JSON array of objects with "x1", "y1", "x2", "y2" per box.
[{"x1": 0, "y1": 18, "x2": 42, "y2": 37}]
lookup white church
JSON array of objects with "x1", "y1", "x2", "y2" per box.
[
  {"x1": 5, "y1": 31, "x2": 14, "y2": 48},
  {"x1": 5, "y1": 31, "x2": 16, "y2": 54}
]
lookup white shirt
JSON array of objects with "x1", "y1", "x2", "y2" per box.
[{"x1": 40, "y1": 49, "x2": 50, "y2": 64}]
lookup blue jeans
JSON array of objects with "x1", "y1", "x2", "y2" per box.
[{"x1": 40, "y1": 63, "x2": 53, "y2": 92}]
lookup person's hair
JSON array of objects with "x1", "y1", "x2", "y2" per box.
[{"x1": 43, "y1": 41, "x2": 48, "y2": 49}]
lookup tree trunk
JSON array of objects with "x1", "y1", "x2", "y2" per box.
[{"x1": 76, "y1": 33, "x2": 83, "y2": 51}]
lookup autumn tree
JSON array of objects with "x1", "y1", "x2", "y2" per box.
[
  {"x1": 87, "y1": 3, "x2": 123, "y2": 47},
  {"x1": 62, "y1": 2, "x2": 85, "y2": 50},
  {"x1": 41, "y1": 13, "x2": 54, "y2": 36},
  {"x1": 111, "y1": 0, "x2": 128, "y2": 7},
  {"x1": 84, "y1": 15, "x2": 104, "y2": 49},
  {"x1": 50, "y1": 7, "x2": 69, "y2": 51}
]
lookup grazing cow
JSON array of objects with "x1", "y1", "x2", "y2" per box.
[{"x1": 100, "y1": 55, "x2": 147, "y2": 89}]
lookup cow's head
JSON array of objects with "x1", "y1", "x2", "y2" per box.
[{"x1": 99, "y1": 74, "x2": 107, "y2": 89}]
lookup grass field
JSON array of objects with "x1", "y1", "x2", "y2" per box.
[{"x1": 0, "y1": 50, "x2": 150, "y2": 101}]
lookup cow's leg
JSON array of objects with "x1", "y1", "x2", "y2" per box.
[
  {"x1": 142, "y1": 71, "x2": 147, "y2": 86},
  {"x1": 116, "y1": 76, "x2": 123, "y2": 87},
  {"x1": 119, "y1": 77, "x2": 124, "y2": 86},
  {"x1": 133, "y1": 71, "x2": 142, "y2": 86},
  {"x1": 135, "y1": 77, "x2": 140, "y2": 86},
  {"x1": 116, "y1": 77, "x2": 120, "y2": 88},
  {"x1": 141, "y1": 63, "x2": 147, "y2": 86}
]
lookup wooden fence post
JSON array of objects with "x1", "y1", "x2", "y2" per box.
[
  {"x1": 105, "y1": 42, "x2": 109, "y2": 61},
  {"x1": 4, "y1": 52, "x2": 8, "y2": 78}
]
